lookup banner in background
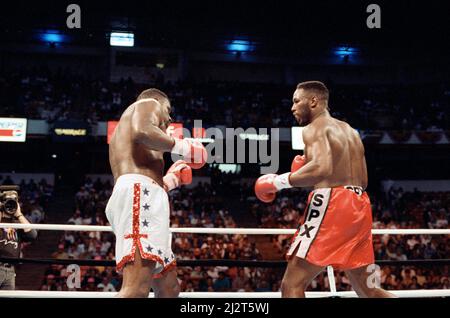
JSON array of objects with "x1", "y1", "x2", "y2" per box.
[
  {"x1": 52, "y1": 120, "x2": 89, "y2": 143},
  {"x1": 107, "y1": 121, "x2": 119, "y2": 144},
  {"x1": 0, "y1": 118, "x2": 27, "y2": 142},
  {"x1": 291, "y1": 126, "x2": 304, "y2": 150}
]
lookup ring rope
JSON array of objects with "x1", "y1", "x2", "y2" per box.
[
  {"x1": 0, "y1": 290, "x2": 449, "y2": 298},
  {"x1": 1, "y1": 223, "x2": 449, "y2": 235},
  {"x1": 2, "y1": 223, "x2": 447, "y2": 297},
  {"x1": 1, "y1": 257, "x2": 449, "y2": 267}
]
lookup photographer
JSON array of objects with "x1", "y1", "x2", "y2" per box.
[{"x1": 0, "y1": 187, "x2": 38, "y2": 290}]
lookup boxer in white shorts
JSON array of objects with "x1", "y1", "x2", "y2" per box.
[
  {"x1": 108, "y1": 88, "x2": 207, "y2": 298},
  {"x1": 106, "y1": 174, "x2": 175, "y2": 276}
]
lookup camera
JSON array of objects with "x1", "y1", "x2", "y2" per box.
[{"x1": 0, "y1": 185, "x2": 20, "y2": 216}]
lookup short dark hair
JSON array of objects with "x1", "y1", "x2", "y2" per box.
[
  {"x1": 296, "y1": 81, "x2": 329, "y2": 101},
  {"x1": 137, "y1": 88, "x2": 169, "y2": 102}
]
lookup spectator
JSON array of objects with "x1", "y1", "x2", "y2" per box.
[{"x1": 213, "y1": 272, "x2": 231, "y2": 291}]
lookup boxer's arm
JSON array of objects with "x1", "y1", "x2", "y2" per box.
[
  {"x1": 357, "y1": 133, "x2": 368, "y2": 190},
  {"x1": 361, "y1": 156, "x2": 368, "y2": 190},
  {"x1": 131, "y1": 100, "x2": 175, "y2": 152},
  {"x1": 288, "y1": 128, "x2": 333, "y2": 187}
]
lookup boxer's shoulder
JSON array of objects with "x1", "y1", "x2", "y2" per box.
[{"x1": 303, "y1": 119, "x2": 334, "y2": 141}]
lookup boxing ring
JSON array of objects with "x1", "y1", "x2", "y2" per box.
[{"x1": 1, "y1": 223, "x2": 449, "y2": 298}]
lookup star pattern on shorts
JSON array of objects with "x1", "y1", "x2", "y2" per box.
[
  {"x1": 143, "y1": 188, "x2": 149, "y2": 196},
  {"x1": 164, "y1": 257, "x2": 170, "y2": 263},
  {"x1": 146, "y1": 245, "x2": 153, "y2": 253},
  {"x1": 142, "y1": 203, "x2": 150, "y2": 211},
  {"x1": 157, "y1": 249, "x2": 163, "y2": 255},
  {"x1": 142, "y1": 219, "x2": 149, "y2": 227}
]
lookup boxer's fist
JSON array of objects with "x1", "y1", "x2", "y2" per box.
[
  {"x1": 254, "y1": 174, "x2": 278, "y2": 203},
  {"x1": 255, "y1": 172, "x2": 293, "y2": 203},
  {"x1": 291, "y1": 155, "x2": 306, "y2": 173},
  {"x1": 171, "y1": 138, "x2": 207, "y2": 169},
  {"x1": 163, "y1": 160, "x2": 192, "y2": 191}
]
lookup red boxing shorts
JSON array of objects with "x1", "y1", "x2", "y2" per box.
[{"x1": 286, "y1": 185, "x2": 374, "y2": 270}]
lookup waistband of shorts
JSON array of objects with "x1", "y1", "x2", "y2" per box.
[
  {"x1": 313, "y1": 185, "x2": 365, "y2": 194},
  {"x1": 342, "y1": 185, "x2": 365, "y2": 192},
  {"x1": 115, "y1": 174, "x2": 160, "y2": 187}
]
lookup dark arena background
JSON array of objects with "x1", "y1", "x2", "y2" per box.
[{"x1": 0, "y1": 0, "x2": 448, "y2": 306}]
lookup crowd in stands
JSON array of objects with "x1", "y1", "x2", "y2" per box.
[
  {"x1": 1, "y1": 67, "x2": 449, "y2": 131},
  {"x1": 39, "y1": 173, "x2": 449, "y2": 292},
  {"x1": 41, "y1": 177, "x2": 115, "y2": 291}
]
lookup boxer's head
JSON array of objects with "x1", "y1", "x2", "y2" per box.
[
  {"x1": 137, "y1": 88, "x2": 171, "y2": 111},
  {"x1": 291, "y1": 81, "x2": 329, "y2": 126},
  {"x1": 137, "y1": 88, "x2": 172, "y2": 128}
]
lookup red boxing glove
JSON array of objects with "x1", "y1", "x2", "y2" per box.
[
  {"x1": 254, "y1": 173, "x2": 292, "y2": 203},
  {"x1": 171, "y1": 138, "x2": 208, "y2": 169},
  {"x1": 255, "y1": 174, "x2": 278, "y2": 203},
  {"x1": 291, "y1": 155, "x2": 306, "y2": 173},
  {"x1": 163, "y1": 160, "x2": 192, "y2": 191}
]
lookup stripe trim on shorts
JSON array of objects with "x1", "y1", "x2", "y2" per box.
[{"x1": 294, "y1": 188, "x2": 332, "y2": 259}]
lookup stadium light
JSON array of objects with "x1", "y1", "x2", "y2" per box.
[
  {"x1": 35, "y1": 30, "x2": 69, "y2": 45},
  {"x1": 333, "y1": 46, "x2": 359, "y2": 57},
  {"x1": 226, "y1": 40, "x2": 255, "y2": 52},
  {"x1": 110, "y1": 32, "x2": 135, "y2": 47}
]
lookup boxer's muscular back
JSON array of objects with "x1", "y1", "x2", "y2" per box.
[
  {"x1": 304, "y1": 116, "x2": 368, "y2": 189},
  {"x1": 109, "y1": 104, "x2": 165, "y2": 186}
]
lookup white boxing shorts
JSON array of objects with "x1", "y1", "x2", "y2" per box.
[{"x1": 105, "y1": 174, "x2": 176, "y2": 275}]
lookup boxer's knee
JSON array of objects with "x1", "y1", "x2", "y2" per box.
[
  {"x1": 154, "y1": 283, "x2": 179, "y2": 298},
  {"x1": 162, "y1": 280, "x2": 180, "y2": 298},
  {"x1": 282, "y1": 263, "x2": 311, "y2": 290},
  {"x1": 153, "y1": 272, "x2": 180, "y2": 298},
  {"x1": 119, "y1": 263, "x2": 154, "y2": 297},
  {"x1": 118, "y1": 285, "x2": 150, "y2": 298},
  {"x1": 281, "y1": 279, "x2": 307, "y2": 298},
  {"x1": 281, "y1": 275, "x2": 308, "y2": 294},
  {"x1": 359, "y1": 286, "x2": 397, "y2": 298},
  {"x1": 172, "y1": 280, "x2": 181, "y2": 297}
]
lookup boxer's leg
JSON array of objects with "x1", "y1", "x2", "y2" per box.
[
  {"x1": 345, "y1": 265, "x2": 396, "y2": 298},
  {"x1": 151, "y1": 268, "x2": 180, "y2": 298},
  {"x1": 117, "y1": 249, "x2": 156, "y2": 298},
  {"x1": 281, "y1": 246, "x2": 325, "y2": 298}
]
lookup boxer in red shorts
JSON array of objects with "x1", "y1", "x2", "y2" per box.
[{"x1": 255, "y1": 81, "x2": 395, "y2": 298}]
